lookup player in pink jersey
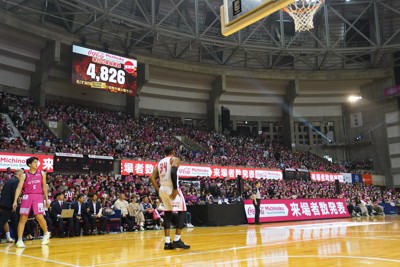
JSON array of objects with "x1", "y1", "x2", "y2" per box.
[{"x1": 12, "y1": 157, "x2": 51, "y2": 248}]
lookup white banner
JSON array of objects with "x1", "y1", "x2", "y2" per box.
[
  {"x1": 48, "y1": 121, "x2": 58, "y2": 128},
  {"x1": 255, "y1": 169, "x2": 283, "y2": 180},
  {"x1": 342, "y1": 173, "x2": 353, "y2": 183},
  {"x1": 88, "y1": 155, "x2": 114, "y2": 160},
  {"x1": 177, "y1": 166, "x2": 213, "y2": 177},
  {"x1": 55, "y1": 153, "x2": 84, "y2": 158},
  {"x1": 0, "y1": 153, "x2": 54, "y2": 172}
]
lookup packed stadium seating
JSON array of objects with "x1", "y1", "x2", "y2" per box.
[{"x1": 0, "y1": 92, "x2": 351, "y2": 173}]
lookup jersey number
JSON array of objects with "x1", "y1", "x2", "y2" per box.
[{"x1": 159, "y1": 162, "x2": 168, "y2": 176}]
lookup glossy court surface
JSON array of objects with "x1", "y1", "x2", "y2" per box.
[{"x1": 1, "y1": 216, "x2": 400, "y2": 267}]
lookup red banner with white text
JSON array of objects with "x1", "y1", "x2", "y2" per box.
[
  {"x1": 0, "y1": 152, "x2": 54, "y2": 172},
  {"x1": 120, "y1": 160, "x2": 283, "y2": 179},
  {"x1": 244, "y1": 198, "x2": 350, "y2": 223}
]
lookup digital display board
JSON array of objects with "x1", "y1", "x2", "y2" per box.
[{"x1": 71, "y1": 45, "x2": 137, "y2": 95}]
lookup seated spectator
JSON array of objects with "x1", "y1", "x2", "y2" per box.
[
  {"x1": 127, "y1": 196, "x2": 145, "y2": 231},
  {"x1": 82, "y1": 193, "x2": 107, "y2": 235},
  {"x1": 50, "y1": 192, "x2": 74, "y2": 238},
  {"x1": 113, "y1": 193, "x2": 135, "y2": 231},
  {"x1": 140, "y1": 196, "x2": 161, "y2": 230},
  {"x1": 371, "y1": 200, "x2": 385, "y2": 216},
  {"x1": 72, "y1": 194, "x2": 85, "y2": 236}
]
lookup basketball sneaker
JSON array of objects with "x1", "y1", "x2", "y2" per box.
[
  {"x1": 173, "y1": 239, "x2": 190, "y2": 249},
  {"x1": 164, "y1": 242, "x2": 174, "y2": 250},
  {"x1": 15, "y1": 240, "x2": 25, "y2": 248},
  {"x1": 42, "y1": 232, "x2": 50, "y2": 245}
]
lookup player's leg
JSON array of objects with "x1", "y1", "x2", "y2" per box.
[
  {"x1": 32, "y1": 195, "x2": 50, "y2": 245},
  {"x1": 16, "y1": 195, "x2": 32, "y2": 247},
  {"x1": 172, "y1": 189, "x2": 190, "y2": 249},
  {"x1": 35, "y1": 214, "x2": 50, "y2": 245},
  {"x1": 16, "y1": 215, "x2": 28, "y2": 247},
  {"x1": 159, "y1": 187, "x2": 174, "y2": 250},
  {"x1": 172, "y1": 211, "x2": 190, "y2": 249}
]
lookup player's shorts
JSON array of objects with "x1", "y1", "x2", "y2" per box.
[
  {"x1": 159, "y1": 186, "x2": 187, "y2": 212},
  {"x1": 20, "y1": 194, "x2": 44, "y2": 216}
]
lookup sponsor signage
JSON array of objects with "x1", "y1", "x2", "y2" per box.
[
  {"x1": 0, "y1": 152, "x2": 54, "y2": 172},
  {"x1": 55, "y1": 152, "x2": 84, "y2": 158},
  {"x1": 244, "y1": 198, "x2": 350, "y2": 223},
  {"x1": 384, "y1": 85, "x2": 400, "y2": 97},
  {"x1": 88, "y1": 155, "x2": 114, "y2": 160},
  {"x1": 120, "y1": 160, "x2": 283, "y2": 179},
  {"x1": 310, "y1": 172, "x2": 344, "y2": 183}
]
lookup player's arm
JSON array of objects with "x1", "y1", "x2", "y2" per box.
[
  {"x1": 169, "y1": 157, "x2": 181, "y2": 199},
  {"x1": 13, "y1": 173, "x2": 26, "y2": 211},
  {"x1": 149, "y1": 166, "x2": 160, "y2": 193},
  {"x1": 42, "y1": 171, "x2": 50, "y2": 208}
]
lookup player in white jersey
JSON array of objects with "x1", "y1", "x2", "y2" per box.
[{"x1": 150, "y1": 146, "x2": 190, "y2": 250}]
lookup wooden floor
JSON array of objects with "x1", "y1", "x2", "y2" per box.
[{"x1": 1, "y1": 216, "x2": 400, "y2": 267}]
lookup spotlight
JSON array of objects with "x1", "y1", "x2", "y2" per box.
[{"x1": 348, "y1": 95, "x2": 362, "y2": 103}]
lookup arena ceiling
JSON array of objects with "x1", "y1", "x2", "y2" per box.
[{"x1": 2, "y1": 0, "x2": 400, "y2": 71}]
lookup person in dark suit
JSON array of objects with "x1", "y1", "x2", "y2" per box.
[
  {"x1": 252, "y1": 181, "x2": 262, "y2": 225},
  {"x1": 50, "y1": 192, "x2": 74, "y2": 237},
  {"x1": 82, "y1": 193, "x2": 107, "y2": 235},
  {"x1": 0, "y1": 168, "x2": 23, "y2": 242},
  {"x1": 72, "y1": 194, "x2": 85, "y2": 236}
]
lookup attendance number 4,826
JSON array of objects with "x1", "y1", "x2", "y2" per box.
[{"x1": 86, "y1": 63, "x2": 126, "y2": 85}]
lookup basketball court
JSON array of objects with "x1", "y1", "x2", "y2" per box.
[
  {"x1": 1, "y1": 216, "x2": 399, "y2": 267},
  {"x1": 1, "y1": 0, "x2": 399, "y2": 266}
]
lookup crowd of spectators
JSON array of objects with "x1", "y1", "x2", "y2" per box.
[
  {"x1": 0, "y1": 113, "x2": 26, "y2": 151},
  {"x1": 1, "y1": 170, "x2": 399, "y2": 242},
  {"x1": 0, "y1": 92, "x2": 356, "y2": 173}
]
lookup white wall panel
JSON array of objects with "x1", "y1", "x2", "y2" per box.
[
  {"x1": 391, "y1": 157, "x2": 400, "y2": 169},
  {"x1": 0, "y1": 68, "x2": 30, "y2": 90},
  {"x1": 389, "y1": 142, "x2": 400, "y2": 155},
  {"x1": 140, "y1": 96, "x2": 207, "y2": 114},
  {"x1": 293, "y1": 105, "x2": 342, "y2": 117},
  {"x1": 387, "y1": 125, "x2": 400, "y2": 138},
  {"x1": 228, "y1": 104, "x2": 282, "y2": 117},
  {"x1": 393, "y1": 173, "x2": 400, "y2": 186},
  {"x1": 386, "y1": 110, "x2": 400, "y2": 124}
]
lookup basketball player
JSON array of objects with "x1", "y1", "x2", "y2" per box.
[
  {"x1": 149, "y1": 146, "x2": 190, "y2": 250},
  {"x1": 12, "y1": 157, "x2": 51, "y2": 248}
]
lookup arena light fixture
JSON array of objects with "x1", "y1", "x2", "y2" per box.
[{"x1": 348, "y1": 95, "x2": 362, "y2": 103}]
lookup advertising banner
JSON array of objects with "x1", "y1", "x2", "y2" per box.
[
  {"x1": 384, "y1": 85, "x2": 400, "y2": 97},
  {"x1": 342, "y1": 173, "x2": 352, "y2": 183},
  {"x1": 362, "y1": 174, "x2": 372, "y2": 185},
  {"x1": 244, "y1": 198, "x2": 350, "y2": 223},
  {"x1": 352, "y1": 173, "x2": 362, "y2": 183},
  {"x1": 120, "y1": 160, "x2": 283, "y2": 179},
  {"x1": 310, "y1": 172, "x2": 344, "y2": 183},
  {"x1": 0, "y1": 152, "x2": 54, "y2": 172}
]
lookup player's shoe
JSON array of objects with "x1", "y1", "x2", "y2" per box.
[
  {"x1": 173, "y1": 239, "x2": 190, "y2": 249},
  {"x1": 15, "y1": 240, "x2": 25, "y2": 248},
  {"x1": 6, "y1": 237, "x2": 15, "y2": 243},
  {"x1": 42, "y1": 232, "x2": 50, "y2": 245},
  {"x1": 164, "y1": 242, "x2": 174, "y2": 250}
]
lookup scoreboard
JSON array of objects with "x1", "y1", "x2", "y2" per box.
[{"x1": 71, "y1": 45, "x2": 137, "y2": 96}]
